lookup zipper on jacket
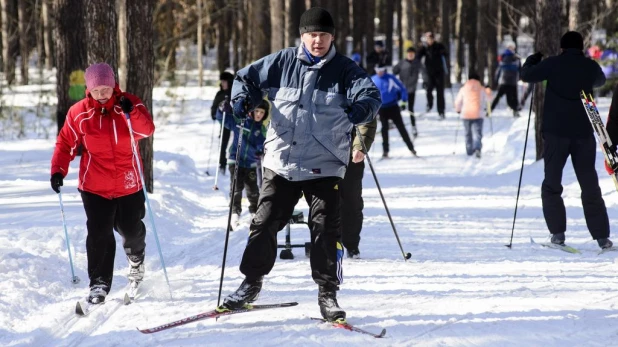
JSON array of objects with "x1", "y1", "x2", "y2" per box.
[{"x1": 112, "y1": 119, "x2": 118, "y2": 144}]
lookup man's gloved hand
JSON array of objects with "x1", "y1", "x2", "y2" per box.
[
  {"x1": 119, "y1": 96, "x2": 134, "y2": 113},
  {"x1": 524, "y1": 52, "x2": 543, "y2": 67},
  {"x1": 50, "y1": 172, "x2": 64, "y2": 194},
  {"x1": 233, "y1": 98, "x2": 250, "y2": 119},
  {"x1": 399, "y1": 101, "x2": 408, "y2": 111}
]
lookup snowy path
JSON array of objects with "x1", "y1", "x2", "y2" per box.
[{"x1": 2, "y1": 86, "x2": 618, "y2": 346}]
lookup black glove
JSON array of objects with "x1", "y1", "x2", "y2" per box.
[
  {"x1": 50, "y1": 173, "x2": 64, "y2": 194},
  {"x1": 233, "y1": 98, "x2": 250, "y2": 123},
  {"x1": 119, "y1": 96, "x2": 134, "y2": 113},
  {"x1": 524, "y1": 52, "x2": 543, "y2": 67}
]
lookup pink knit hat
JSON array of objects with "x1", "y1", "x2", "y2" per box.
[{"x1": 84, "y1": 63, "x2": 116, "y2": 90}]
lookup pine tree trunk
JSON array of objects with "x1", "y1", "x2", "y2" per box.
[
  {"x1": 454, "y1": 0, "x2": 464, "y2": 83},
  {"x1": 1, "y1": 0, "x2": 16, "y2": 85},
  {"x1": 476, "y1": 0, "x2": 488, "y2": 84},
  {"x1": 85, "y1": 0, "x2": 118, "y2": 69},
  {"x1": 534, "y1": 0, "x2": 562, "y2": 161},
  {"x1": 270, "y1": 0, "x2": 285, "y2": 53},
  {"x1": 117, "y1": 0, "x2": 127, "y2": 90},
  {"x1": 384, "y1": 0, "x2": 394, "y2": 59},
  {"x1": 126, "y1": 0, "x2": 156, "y2": 193},
  {"x1": 43, "y1": 0, "x2": 53, "y2": 70},
  {"x1": 285, "y1": 0, "x2": 304, "y2": 47},
  {"x1": 401, "y1": 0, "x2": 413, "y2": 47},
  {"x1": 352, "y1": 0, "x2": 365, "y2": 55},
  {"x1": 465, "y1": 0, "x2": 478, "y2": 77},
  {"x1": 197, "y1": 0, "x2": 204, "y2": 86},
  {"x1": 335, "y1": 0, "x2": 349, "y2": 56},
  {"x1": 487, "y1": 0, "x2": 499, "y2": 89},
  {"x1": 17, "y1": 0, "x2": 27, "y2": 84},
  {"x1": 54, "y1": 0, "x2": 86, "y2": 133},
  {"x1": 441, "y1": 0, "x2": 452, "y2": 87}
]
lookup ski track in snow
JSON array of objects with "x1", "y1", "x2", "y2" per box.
[{"x1": 2, "y1": 86, "x2": 618, "y2": 346}]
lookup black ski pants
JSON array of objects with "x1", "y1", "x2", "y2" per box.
[
  {"x1": 219, "y1": 126, "x2": 231, "y2": 169},
  {"x1": 425, "y1": 73, "x2": 445, "y2": 114},
  {"x1": 80, "y1": 190, "x2": 146, "y2": 289},
  {"x1": 407, "y1": 91, "x2": 417, "y2": 127},
  {"x1": 379, "y1": 105, "x2": 415, "y2": 154},
  {"x1": 240, "y1": 169, "x2": 343, "y2": 290},
  {"x1": 340, "y1": 159, "x2": 365, "y2": 251},
  {"x1": 228, "y1": 164, "x2": 260, "y2": 215},
  {"x1": 542, "y1": 133, "x2": 609, "y2": 239},
  {"x1": 491, "y1": 84, "x2": 519, "y2": 112}
]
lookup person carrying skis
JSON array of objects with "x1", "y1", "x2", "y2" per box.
[
  {"x1": 416, "y1": 32, "x2": 448, "y2": 119},
  {"x1": 217, "y1": 99, "x2": 269, "y2": 230},
  {"x1": 454, "y1": 71, "x2": 492, "y2": 158},
  {"x1": 218, "y1": 7, "x2": 381, "y2": 322},
  {"x1": 604, "y1": 83, "x2": 618, "y2": 174},
  {"x1": 371, "y1": 65, "x2": 417, "y2": 158},
  {"x1": 211, "y1": 71, "x2": 235, "y2": 175},
  {"x1": 490, "y1": 44, "x2": 521, "y2": 117},
  {"x1": 50, "y1": 62, "x2": 155, "y2": 304},
  {"x1": 520, "y1": 31, "x2": 612, "y2": 250},
  {"x1": 393, "y1": 47, "x2": 426, "y2": 137}
]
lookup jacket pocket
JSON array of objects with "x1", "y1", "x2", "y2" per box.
[{"x1": 312, "y1": 133, "x2": 349, "y2": 165}]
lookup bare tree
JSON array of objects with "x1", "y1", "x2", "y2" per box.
[
  {"x1": 117, "y1": 0, "x2": 127, "y2": 90},
  {"x1": 1, "y1": 0, "x2": 16, "y2": 85},
  {"x1": 85, "y1": 0, "x2": 118, "y2": 69},
  {"x1": 270, "y1": 0, "x2": 285, "y2": 52},
  {"x1": 126, "y1": 0, "x2": 156, "y2": 192},
  {"x1": 54, "y1": 0, "x2": 87, "y2": 133},
  {"x1": 534, "y1": 0, "x2": 562, "y2": 160}
]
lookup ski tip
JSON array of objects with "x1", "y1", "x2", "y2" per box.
[
  {"x1": 123, "y1": 293, "x2": 131, "y2": 305},
  {"x1": 75, "y1": 301, "x2": 85, "y2": 316},
  {"x1": 377, "y1": 328, "x2": 387, "y2": 338}
]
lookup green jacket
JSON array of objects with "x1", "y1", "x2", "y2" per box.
[{"x1": 351, "y1": 117, "x2": 377, "y2": 155}]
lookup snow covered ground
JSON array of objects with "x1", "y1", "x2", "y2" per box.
[{"x1": 1, "y1": 83, "x2": 618, "y2": 347}]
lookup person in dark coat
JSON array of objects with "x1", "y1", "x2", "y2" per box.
[
  {"x1": 211, "y1": 71, "x2": 234, "y2": 175},
  {"x1": 394, "y1": 47, "x2": 426, "y2": 137},
  {"x1": 490, "y1": 44, "x2": 521, "y2": 117},
  {"x1": 366, "y1": 40, "x2": 392, "y2": 76},
  {"x1": 416, "y1": 32, "x2": 448, "y2": 119},
  {"x1": 520, "y1": 31, "x2": 612, "y2": 250}
]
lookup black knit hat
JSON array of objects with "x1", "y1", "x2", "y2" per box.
[
  {"x1": 560, "y1": 31, "x2": 584, "y2": 50},
  {"x1": 219, "y1": 71, "x2": 234, "y2": 81},
  {"x1": 299, "y1": 7, "x2": 335, "y2": 35}
]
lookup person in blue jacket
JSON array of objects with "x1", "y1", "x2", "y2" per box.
[
  {"x1": 371, "y1": 65, "x2": 417, "y2": 158},
  {"x1": 218, "y1": 7, "x2": 381, "y2": 322},
  {"x1": 217, "y1": 99, "x2": 269, "y2": 230}
]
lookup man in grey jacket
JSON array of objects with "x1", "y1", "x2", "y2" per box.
[
  {"x1": 218, "y1": 7, "x2": 381, "y2": 322},
  {"x1": 394, "y1": 47, "x2": 426, "y2": 137}
]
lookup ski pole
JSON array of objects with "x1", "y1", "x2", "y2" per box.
[
  {"x1": 213, "y1": 111, "x2": 227, "y2": 190},
  {"x1": 205, "y1": 119, "x2": 216, "y2": 176},
  {"x1": 124, "y1": 110, "x2": 173, "y2": 299},
  {"x1": 452, "y1": 126, "x2": 459, "y2": 155},
  {"x1": 58, "y1": 189, "x2": 80, "y2": 284},
  {"x1": 217, "y1": 116, "x2": 248, "y2": 308},
  {"x1": 506, "y1": 84, "x2": 535, "y2": 249},
  {"x1": 486, "y1": 98, "x2": 494, "y2": 153},
  {"x1": 354, "y1": 126, "x2": 412, "y2": 261}
]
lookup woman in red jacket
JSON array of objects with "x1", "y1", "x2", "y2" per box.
[{"x1": 50, "y1": 63, "x2": 155, "y2": 304}]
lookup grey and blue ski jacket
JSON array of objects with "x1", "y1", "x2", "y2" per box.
[{"x1": 232, "y1": 45, "x2": 381, "y2": 181}]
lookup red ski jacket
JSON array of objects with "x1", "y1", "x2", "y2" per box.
[{"x1": 51, "y1": 85, "x2": 155, "y2": 199}]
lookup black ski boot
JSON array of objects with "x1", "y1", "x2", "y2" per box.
[
  {"x1": 219, "y1": 277, "x2": 263, "y2": 311},
  {"x1": 88, "y1": 283, "x2": 110, "y2": 304},
  {"x1": 597, "y1": 238, "x2": 613, "y2": 249},
  {"x1": 551, "y1": 232, "x2": 565, "y2": 246},
  {"x1": 318, "y1": 286, "x2": 346, "y2": 322}
]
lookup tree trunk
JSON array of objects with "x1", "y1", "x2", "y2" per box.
[
  {"x1": 197, "y1": 0, "x2": 203, "y2": 86},
  {"x1": 413, "y1": 0, "x2": 425, "y2": 40},
  {"x1": 1, "y1": 0, "x2": 16, "y2": 85},
  {"x1": 85, "y1": 0, "x2": 118, "y2": 69},
  {"x1": 454, "y1": 0, "x2": 464, "y2": 83},
  {"x1": 270, "y1": 0, "x2": 285, "y2": 53},
  {"x1": 126, "y1": 0, "x2": 156, "y2": 193},
  {"x1": 487, "y1": 0, "x2": 499, "y2": 89},
  {"x1": 465, "y1": 0, "x2": 478, "y2": 77},
  {"x1": 396, "y1": 0, "x2": 403, "y2": 61},
  {"x1": 534, "y1": 0, "x2": 562, "y2": 161},
  {"x1": 54, "y1": 0, "x2": 87, "y2": 133},
  {"x1": 335, "y1": 0, "x2": 349, "y2": 56},
  {"x1": 384, "y1": 0, "x2": 394, "y2": 60},
  {"x1": 366, "y1": 0, "x2": 375, "y2": 51},
  {"x1": 43, "y1": 0, "x2": 53, "y2": 70},
  {"x1": 441, "y1": 0, "x2": 452, "y2": 87},
  {"x1": 117, "y1": 0, "x2": 127, "y2": 90},
  {"x1": 476, "y1": 0, "x2": 488, "y2": 83},
  {"x1": 36, "y1": 1, "x2": 44, "y2": 70},
  {"x1": 352, "y1": 0, "x2": 365, "y2": 55},
  {"x1": 17, "y1": 0, "x2": 27, "y2": 84},
  {"x1": 401, "y1": 0, "x2": 413, "y2": 47},
  {"x1": 285, "y1": 0, "x2": 304, "y2": 47}
]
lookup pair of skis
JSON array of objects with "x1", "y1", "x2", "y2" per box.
[
  {"x1": 531, "y1": 237, "x2": 617, "y2": 255},
  {"x1": 136, "y1": 302, "x2": 386, "y2": 338}
]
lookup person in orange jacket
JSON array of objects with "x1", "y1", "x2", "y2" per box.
[
  {"x1": 454, "y1": 71, "x2": 491, "y2": 158},
  {"x1": 50, "y1": 62, "x2": 155, "y2": 304}
]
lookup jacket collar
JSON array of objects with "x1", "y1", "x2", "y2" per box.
[{"x1": 297, "y1": 43, "x2": 337, "y2": 68}]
